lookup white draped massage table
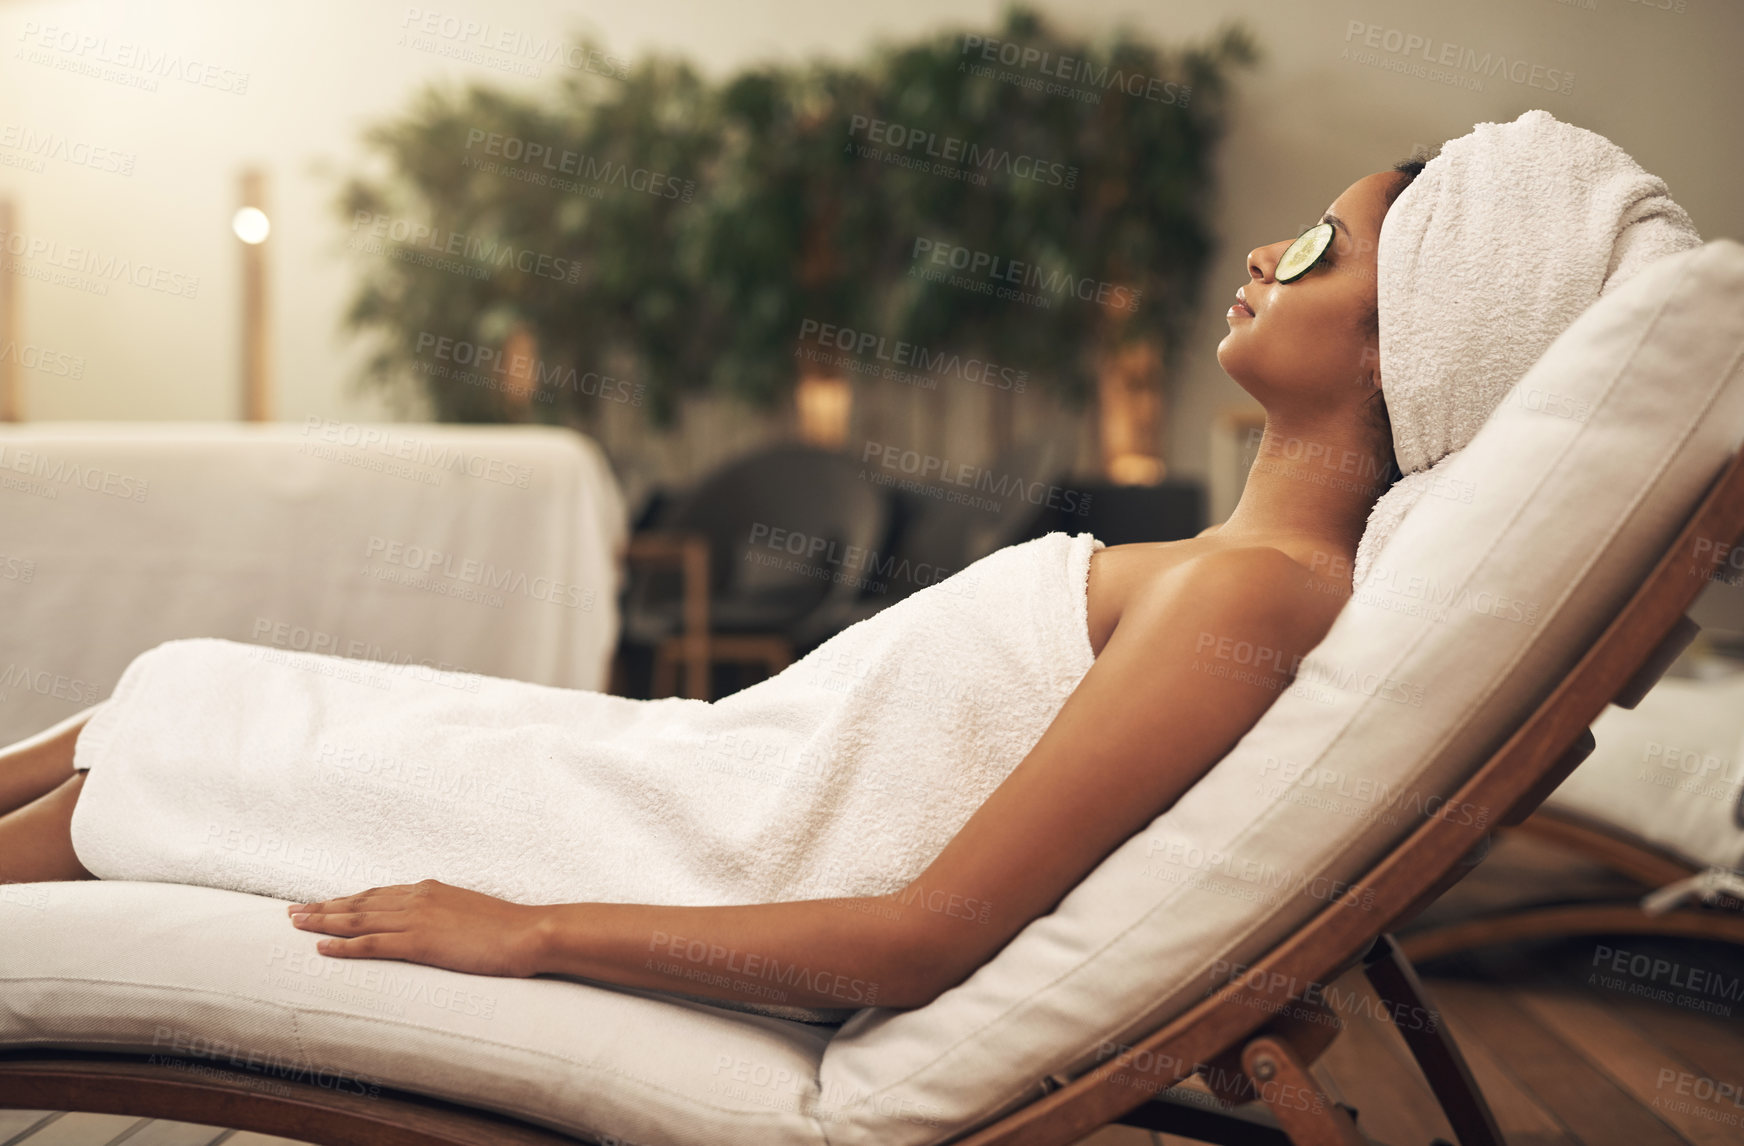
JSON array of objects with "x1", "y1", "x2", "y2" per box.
[
  {"x1": 5, "y1": 241, "x2": 1744, "y2": 1146},
  {"x1": 0, "y1": 421, "x2": 629, "y2": 745}
]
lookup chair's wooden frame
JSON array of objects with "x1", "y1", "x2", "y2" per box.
[
  {"x1": 1396, "y1": 805, "x2": 1744, "y2": 965},
  {"x1": 623, "y1": 530, "x2": 713, "y2": 701},
  {"x1": 620, "y1": 530, "x2": 795, "y2": 702},
  {"x1": 6, "y1": 449, "x2": 1744, "y2": 1146}
]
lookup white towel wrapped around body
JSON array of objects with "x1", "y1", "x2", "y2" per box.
[
  {"x1": 68, "y1": 531, "x2": 1103, "y2": 1023},
  {"x1": 1354, "y1": 109, "x2": 1703, "y2": 585}
]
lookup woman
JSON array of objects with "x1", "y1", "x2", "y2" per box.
[
  {"x1": 0, "y1": 160, "x2": 1418, "y2": 1020},
  {"x1": 2, "y1": 107, "x2": 1698, "y2": 1021}
]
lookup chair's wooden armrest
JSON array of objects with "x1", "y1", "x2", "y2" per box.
[
  {"x1": 625, "y1": 530, "x2": 708, "y2": 567},
  {"x1": 622, "y1": 531, "x2": 711, "y2": 699},
  {"x1": 622, "y1": 531, "x2": 710, "y2": 638}
]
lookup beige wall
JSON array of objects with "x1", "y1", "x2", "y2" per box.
[
  {"x1": 0, "y1": 0, "x2": 1013, "y2": 431},
  {"x1": 1, "y1": 0, "x2": 1738, "y2": 510}
]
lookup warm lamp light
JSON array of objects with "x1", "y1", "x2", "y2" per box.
[
  {"x1": 232, "y1": 206, "x2": 271, "y2": 244},
  {"x1": 498, "y1": 323, "x2": 539, "y2": 413},
  {"x1": 1098, "y1": 340, "x2": 1164, "y2": 485},
  {"x1": 796, "y1": 375, "x2": 852, "y2": 448},
  {"x1": 1108, "y1": 452, "x2": 1163, "y2": 485}
]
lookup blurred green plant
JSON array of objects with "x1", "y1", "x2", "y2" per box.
[{"x1": 336, "y1": 5, "x2": 1258, "y2": 429}]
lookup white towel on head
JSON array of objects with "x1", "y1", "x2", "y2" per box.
[{"x1": 1352, "y1": 108, "x2": 1702, "y2": 586}]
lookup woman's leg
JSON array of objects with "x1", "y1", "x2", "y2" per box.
[
  {"x1": 0, "y1": 711, "x2": 89, "y2": 816},
  {"x1": 0, "y1": 773, "x2": 93, "y2": 884}
]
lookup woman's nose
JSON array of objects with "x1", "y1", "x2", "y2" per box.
[{"x1": 1247, "y1": 243, "x2": 1281, "y2": 283}]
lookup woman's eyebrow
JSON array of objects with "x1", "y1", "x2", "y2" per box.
[{"x1": 1320, "y1": 212, "x2": 1348, "y2": 236}]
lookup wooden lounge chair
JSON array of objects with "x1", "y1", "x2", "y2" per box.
[
  {"x1": 1393, "y1": 652, "x2": 1744, "y2": 966},
  {"x1": 978, "y1": 447, "x2": 1744, "y2": 1146},
  {"x1": 1396, "y1": 803, "x2": 1744, "y2": 966},
  {"x1": 6, "y1": 241, "x2": 1744, "y2": 1146},
  {"x1": 2, "y1": 443, "x2": 1738, "y2": 1146}
]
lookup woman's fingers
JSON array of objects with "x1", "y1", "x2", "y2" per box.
[
  {"x1": 309, "y1": 931, "x2": 420, "y2": 960},
  {"x1": 290, "y1": 909, "x2": 411, "y2": 937},
  {"x1": 277, "y1": 879, "x2": 533, "y2": 974},
  {"x1": 290, "y1": 896, "x2": 412, "y2": 919},
  {"x1": 281, "y1": 880, "x2": 465, "y2": 965},
  {"x1": 287, "y1": 884, "x2": 418, "y2": 914}
]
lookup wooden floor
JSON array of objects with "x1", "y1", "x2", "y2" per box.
[
  {"x1": 8, "y1": 835, "x2": 1741, "y2": 1146},
  {"x1": 1081, "y1": 940, "x2": 1744, "y2": 1146},
  {"x1": 0, "y1": 1116, "x2": 307, "y2": 1145},
  {"x1": 1085, "y1": 829, "x2": 1744, "y2": 1146}
]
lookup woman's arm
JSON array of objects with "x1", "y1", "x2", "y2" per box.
[
  {"x1": 873, "y1": 544, "x2": 1347, "y2": 1005},
  {"x1": 532, "y1": 894, "x2": 922, "y2": 1009},
  {"x1": 292, "y1": 545, "x2": 1345, "y2": 1010},
  {"x1": 289, "y1": 881, "x2": 929, "y2": 1009}
]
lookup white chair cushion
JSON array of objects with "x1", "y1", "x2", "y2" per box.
[
  {"x1": 1546, "y1": 672, "x2": 1744, "y2": 871},
  {"x1": 0, "y1": 880, "x2": 839, "y2": 1145},
  {"x1": 817, "y1": 239, "x2": 1744, "y2": 1145}
]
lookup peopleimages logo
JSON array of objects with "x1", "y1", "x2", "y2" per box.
[
  {"x1": 0, "y1": 338, "x2": 85, "y2": 379},
  {"x1": 462, "y1": 129, "x2": 696, "y2": 202},
  {"x1": 0, "y1": 444, "x2": 150, "y2": 502},
  {"x1": 364, "y1": 535, "x2": 595, "y2": 612},
  {"x1": 746, "y1": 521, "x2": 982, "y2": 600},
  {"x1": 348, "y1": 212, "x2": 582, "y2": 285},
  {"x1": 958, "y1": 35, "x2": 1191, "y2": 107},
  {"x1": 0, "y1": 225, "x2": 199, "y2": 299},
  {"x1": 1341, "y1": 21, "x2": 1575, "y2": 95},
  {"x1": 397, "y1": 8, "x2": 629, "y2": 79},
  {"x1": 149, "y1": 1026, "x2": 381, "y2": 1100},
  {"x1": 846, "y1": 116, "x2": 1077, "y2": 189},
  {"x1": 796, "y1": 319, "x2": 1027, "y2": 392},
  {"x1": 14, "y1": 21, "x2": 251, "y2": 94},
  {"x1": 300, "y1": 418, "x2": 535, "y2": 488},
  {"x1": 0, "y1": 121, "x2": 136, "y2": 176},
  {"x1": 0, "y1": 662, "x2": 105, "y2": 705},
  {"x1": 909, "y1": 237, "x2": 1141, "y2": 312},
  {"x1": 860, "y1": 441, "x2": 1092, "y2": 516},
  {"x1": 0, "y1": 554, "x2": 36, "y2": 583},
  {"x1": 413, "y1": 332, "x2": 644, "y2": 406}
]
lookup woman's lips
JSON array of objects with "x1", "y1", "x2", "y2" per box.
[{"x1": 1228, "y1": 291, "x2": 1254, "y2": 318}]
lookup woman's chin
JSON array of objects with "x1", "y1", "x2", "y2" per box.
[
  {"x1": 1214, "y1": 340, "x2": 1244, "y2": 379},
  {"x1": 1217, "y1": 357, "x2": 1263, "y2": 402}
]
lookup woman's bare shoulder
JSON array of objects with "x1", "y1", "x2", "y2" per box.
[
  {"x1": 1130, "y1": 544, "x2": 1349, "y2": 645},
  {"x1": 1088, "y1": 538, "x2": 1347, "y2": 658}
]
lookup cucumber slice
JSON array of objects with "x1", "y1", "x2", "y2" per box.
[{"x1": 1277, "y1": 221, "x2": 1334, "y2": 283}]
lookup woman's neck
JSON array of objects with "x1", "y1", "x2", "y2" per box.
[{"x1": 1213, "y1": 415, "x2": 1393, "y2": 570}]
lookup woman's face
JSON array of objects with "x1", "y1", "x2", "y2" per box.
[{"x1": 1217, "y1": 170, "x2": 1406, "y2": 414}]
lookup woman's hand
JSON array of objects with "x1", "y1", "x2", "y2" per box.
[{"x1": 286, "y1": 879, "x2": 548, "y2": 978}]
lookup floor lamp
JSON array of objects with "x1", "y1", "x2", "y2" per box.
[{"x1": 234, "y1": 169, "x2": 271, "y2": 421}]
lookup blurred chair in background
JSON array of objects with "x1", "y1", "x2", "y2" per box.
[
  {"x1": 619, "y1": 444, "x2": 890, "y2": 700},
  {"x1": 811, "y1": 437, "x2": 1066, "y2": 636},
  {"x1": 618, "y1": 436, "x2": 1208, "y2": 700},
  {"x1": 1048, "y1": 478, "x2": 1206, "y2": 546}
]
